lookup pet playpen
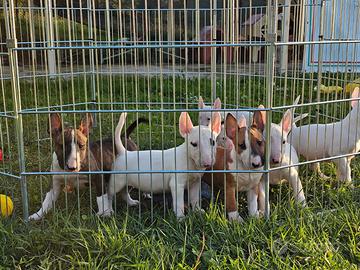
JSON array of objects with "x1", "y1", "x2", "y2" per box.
[{"x1": 0, "y1": 0, "x2": 359, "y2": 222}]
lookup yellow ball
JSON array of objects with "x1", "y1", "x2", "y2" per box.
[{"x1": 0, "y1": 194, "x2": 14, "y2": 217}]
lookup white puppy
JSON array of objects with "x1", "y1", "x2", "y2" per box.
[
  {"x1": 290, "y1": 87, "x2": 360, "y2": 184},
  {"x1": 103, "y1": 111, "x2": 221, "y2": 218},
  {"x1": 259, "y1": 97, "x2": 308, "y2": 213}
]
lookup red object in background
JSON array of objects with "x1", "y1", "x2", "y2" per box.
[
  {"x1": 187, "y1": 26, "x2": 233, "y2": 65},
  {"x1": 0, "y1": 148, "x2": 3, "y2": 161},
  {"x1": 199, "y1": 26, "x2": 233, "y2": 64}
]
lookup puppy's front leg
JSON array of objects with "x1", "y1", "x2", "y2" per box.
[
  {"x1": 29, "y1": 175, "x2": 62, "y2": 221},
  {"x1": 247, "y1": 187, "x2": 259, "y2": 217},
  {"x1": 311, "y1": 162, "x2": 329, "y2": 179},
  {"x1": 335, "y1": 157, "x2": 352, "y2": 184},
  {"x1": 189, "y1": 179, "x2": 201, "y2": 210},
  {"x1": 288, "y1": 168, "x2": 306, "y2": 207},
  {"x1": 258, "y1": 178, "x2": 266, "y2": 215},
  {"x1": 226, "y1": 177, "x2": 243, "y2": 222},
  {"x1": 169, "y1": 177, "x2": 185, "y2": 219}
]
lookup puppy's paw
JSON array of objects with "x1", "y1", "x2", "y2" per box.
[
  {"x1": 228, "y1": 211, "x2": 244, "y2": 223},
  {"x1": 318, "y1": 172, "x2": 330, "y2": 180},
  {"x1": 127, "y1": 199, "x2": 140, "y2": 206},
  {"x1": 341, "y1": 180, "x2": 354, "y2": 189},
  {"x1": 195, "y1": 208, "x2": 205, "y2": 214},
  {"x1": 28, "y1": 213, "x2": 42, "y2": 221},
  {"x1": 143, "y1": 193, "x2": 152, "y2": 199},
  {"x1": 251, "y1": 210, "x2": 260, "y2": 218},
  {"x1": 300, "y1": 200, "x2": 307, "y2": 208},
  {"x1": 97, "y1": 209, "x2": 114, "y2": 217}
]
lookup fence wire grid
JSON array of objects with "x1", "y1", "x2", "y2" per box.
[{"x1": 0, "y1": 0, "x2": 359, "y2": 222}]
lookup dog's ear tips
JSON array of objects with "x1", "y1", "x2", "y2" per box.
[
  {"x1": 253, "y1": 105, "x2": 266, "y2": 131},
  {"x1": 79, "y1": 113, "x2": 93, "y2": 136},
  {"x1": 214, "y1": 98, "x2": 221, "y2": 109},
  {"x1": 238, "y1": 115, "x2": 247, "y2": 129},
  {"x1": 225, "y1": 113, "x2": 237, "y2": 139},
  {"x1": 210, "y1": 112, "x2": 221, "y2": 134},
  {"x1": 281, "y1": 109, "x2": 292, "y2": 133},
  {"x1": 198, "y1": 96, "x2": 204, "y2": 109},
  {"x1": 49, "y1": 113, "x2": 62, "y2": 135},
  {"x1": 179, "y1": 112, "x2": 193, "y2": 137},
  {"x1": 351, "y1": 87, "x2": 360, "y2": 108}
]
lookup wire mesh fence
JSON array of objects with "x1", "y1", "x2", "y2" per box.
[{"x1": 0, "y1": 0, "x2": 359, "y2": 223}]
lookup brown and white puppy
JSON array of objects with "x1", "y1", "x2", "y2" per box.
[
  {"x1": 29, "y1": 113, "x2": 147, "y2": 221},
  {"x1": 202, "y1": 107, "x2": 266, "y2": 222}
]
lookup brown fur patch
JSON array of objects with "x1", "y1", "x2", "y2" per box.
[
  {"x1": 202, "y1": 146, "x2": 237, "y2": 213},
  {"x1": 249, "y1": 126, "x2": 265, "y2": 161}
]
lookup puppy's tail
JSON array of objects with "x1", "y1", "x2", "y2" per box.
[
  {"x1": 291, "y1": 95, "x2": 304, "y2": 129},
  {"x1": 293, "y1": 113, "x2": 308, "y2": 128},
  {"x1": 115, "y1": 113, "x2": 127, "y2": 155},
  {"x1": 124, "y1": 117, "x2": 148, "y2": 138}
]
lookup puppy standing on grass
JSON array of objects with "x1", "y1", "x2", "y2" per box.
[
  {"x1": 104, "y1": 111, "x2": 222, "y2": 218},
  {"x1": 258, "y1": 97, "x2": 308, "y2": 214},
  {"x1": 290, "y1": 87, "x2": 360, "y2": 185},
  {"x1": 202, "y1": 107, "x2": 266, "y2": 222},
  {"x1": 29, "y1": 113, "x2": 146, "y2": 221}
]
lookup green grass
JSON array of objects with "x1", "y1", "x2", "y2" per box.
[{"x1": 1, "y1": 74, "x2": 360, "y2": 268}]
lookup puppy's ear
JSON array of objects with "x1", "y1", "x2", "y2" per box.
[
  {"x1": 49, "y1": 113, "x2": 62, "y2": 136},
  {"x1": 225, "y1": 113, "x2": 238, "y2": 140},
  {"x1": 238, "y1": 115, "x2": 247, "y2": 129},
  {"x1": 351, "y1": 87, "x2": 360, "y2": 108},
  {"x1": 179, "y1": 112, "x2": 194, "y2": 137},
  {"x1": 280, "y1": 109, "x2": 292, "y2": 135},
  {"x1": 213, "y1": 98, "x2": 221, "y2": 109},
  {"x1": 252, "y1": 105, "x2": 266, "y2": 131},
  {"x1": 198, "y1": 96, "x2": 205, "y2": 109},
  {"x1": 209, "y1": 112, "x2": 221, "y2": 135},
  {"x1": 79, "y1": 113, "x2": 93, "y2": 136}
]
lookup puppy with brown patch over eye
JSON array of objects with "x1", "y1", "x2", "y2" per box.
[
  {"x1": 202, "y1": 105, "x2": 266, "y2": 222},
  {"x1": 29, "y1": 113, "x2": 147, "y2": 221}
]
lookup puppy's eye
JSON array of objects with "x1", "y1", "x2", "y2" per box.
[
  {"x1": 190, "y1": 142, "x2": 198, "y2": 147},
  {"x1": 210, "y1": 138, "x2": 215, "y2": 146},
  {"x1": 257, "y1": 140, "x2": 262, "y2": 146},
  {"x1": 239, "y1": 143, "x2": 246, "y2": 150},
  {"x1": 79, "y1": 144, "x2": 85, "y2": 150},
  {"x1": 282, "y1": 140, "x2": 286, "y2": 144},
  {"x1": 207, "y1": 117, "x2": 211, "y2": 121}
]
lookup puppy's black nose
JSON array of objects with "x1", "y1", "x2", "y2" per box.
[
  {"x1": 272, "y1": 158, "x2": 280, "y2": 164},
  {"x1": 67, "y1": 166, "x2": 77, "y2": 171},
  {"x1": 252, "y1": 163, "x2": 261, "y2": 168}
]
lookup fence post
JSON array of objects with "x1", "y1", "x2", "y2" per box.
[
  {"x1": 316, "y1": 0, "x2": 325, "y2": 123},
  {"x1": 87, "y1": 0, "x2": 97, "y2": 126},
  {"x1": 264, "y1": 0, "x2": 278, "y2": 219},
  {"x1": 211, "y1": 0, "x2": 217, "y2": 100},
  {"x1": 45, "y1": 0, "x2": 56, "y2": 77},
  {"x1": 3, "y1": 0, "x2": 29, "y2": 221}
]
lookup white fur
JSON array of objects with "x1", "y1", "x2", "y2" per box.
[
  {"x1": 105, "y1": 112, "x2": 221, "y2": 218},
  {"x1": 67, "y1": 130, "x2": 80, "y2": 171},
  {"x1": 290, "y1": 88, "x2": 360, "y2": 184},
  {"x1": 258, "y1": 98, "x2": 307, "y2": 214},
  {"x1": 29, "y1": 153, "x2": 89, "y2": 221}
]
